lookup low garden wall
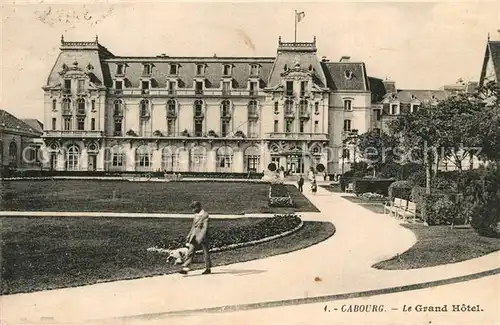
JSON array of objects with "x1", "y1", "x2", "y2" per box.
[{"x1": 268, "y1": 184, "x2": 295, "y2": 207}]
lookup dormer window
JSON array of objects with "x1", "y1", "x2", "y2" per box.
[
  {"x1": 169, "y1": 64, "x2": 178, "y2": 75},
  {"x1": 115, "y1": 80, "x2": 123, "y2": 90},
  {"x1": 249, "y1": 81, "x2": 258, "y2": 96},
  {"x1": 344, "y1": 70, "x2": 353, "y2": 80},
  {"x1": 141, "y1": 80, "x2": 150, "y2": 90},
  {"x1": 64, "y1": 79, "x2": 72, "y2": 93},
  {"x1": 195, "y1": 81, "x2": 204, "y2": 95},
  {"x1": 250, "y1": 64, "x2": 259, "y2": 76},
  {"x1": 411, "y1": 103, "x2": 421, "y2": 113},
  {"x1": 390, "y1": 103, "x2": 400, "y2": 115},
  {"x1": 143, "y1": 64, "x2": 152, "y2": 75},
  {"x1": 286, "y1": 81, "x2": 294, "y2": 96},
  {"x1": 77, "y1": 79, "x2": 85, "y2": 93},
  {"x1": 116, "y1": 64, "x2": 125, "y2": 75},
  {"x1": 196, "y1": 64, "x2": 205, "y2": 75},
  {"x1": 223, "y1": 64, "x2": 232, "y2": 76},
  {"x1": 300, "y1": 81, "x2": 307, "y2": 97},
  {"x1": 344, "y1": 99, "x2": 352, "y2": 111}
]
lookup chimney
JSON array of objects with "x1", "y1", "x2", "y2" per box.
[
  {"x1": 340, "y1": 56, "x2": 351, "y2": 62},
  {"x1": 383, "y1": 79, "x2": 396, "y2": 94},
  {"x1": 321, "y1": 56, "x2": 329, "y2": 63}
]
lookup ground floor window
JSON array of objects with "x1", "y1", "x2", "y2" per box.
[
  {"x1": 162, "y1": 147, "x2": 179, "y2": 171},
  {"x1": 244, "y1": 146, "x2": 260, "y2": 172},
  {"x1": 109, "y1": 145, "x2": 126, "y2": 170},
  {"x1": 216, "y1": 146, "x2": 233, "y2": 172},
  {"x1": 66, "y1": 145, "x2": 80, "y2": 170},
  {"x1": 190, "y1": 147, "x2": 206, "y2": 172},
  {"x1": 136, "y1": 145, "x2": 152, "y2": 170}
]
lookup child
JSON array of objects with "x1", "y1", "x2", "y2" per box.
[{"x1": 311, "y1": 180, "x2": 317, "y2": 195}]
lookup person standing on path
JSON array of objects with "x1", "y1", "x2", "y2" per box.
[
  {"x1": 311, "y1": 180, "x2": 318, "y2": 195},
  {"x1": 297, "y1": 175, "x2": 304, "y2": 192},
  {"x1": 179, "y1": 201, "x2": 212, "y2": 275}
]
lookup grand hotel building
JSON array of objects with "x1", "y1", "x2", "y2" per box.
[{"x1": 41, "y1": 35, "x2": 446, "y2": 174}]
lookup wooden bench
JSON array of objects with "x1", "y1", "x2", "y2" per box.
[
  {"x1": 384, "y1": 198, "x2": 408, "y2": 217},
  {"x1": 397, "y1": 201, "x2": 417, "y2": 223},
  {"x1": 345, "y1": 183, "x2": 354, "y2": 193}
]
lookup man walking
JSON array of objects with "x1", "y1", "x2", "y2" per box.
[
  {"x1": 179, "y1": 201, "x2": 212, "y2": 275},
  {"x1": 297, "y1": 175, "x2": 304, "y2": 192}
]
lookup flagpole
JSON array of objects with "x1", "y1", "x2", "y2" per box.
[{"x1": 294, "y1": 10, "x2": 297, "y2": 42}]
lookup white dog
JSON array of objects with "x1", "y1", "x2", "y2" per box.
[{"x1": 147, "y1": 244, "x2": 190, "y2": 265}]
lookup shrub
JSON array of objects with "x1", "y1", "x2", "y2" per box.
[
  {"x1": 410, "y1": 186, "x2": 426, "y2": 213},
  {"x1": 268, "y1": 163, "x2": 277, "y2": 172},
  {"x1": 353, "y1": 178, "x2": 395, "y2": 196},
  {"x1": 126, "y1": 129, "x2": 137, "y2": 136},
  {"x1": 407, "y1": 169, "x2": 428, "y2": 187},
  {"x1": 388, "y1": 180, "x2": 413, "y2": 200},
  {"x1": 206, "y1": 130, "x2": 218, "y2": 137}
]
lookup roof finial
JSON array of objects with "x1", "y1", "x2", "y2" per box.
[
  {"x1": 313, "y1": 35, "x2": 316, "y2": 44},
  {"x1": 278, "y1": 36, "x2": 282, "y2": 44},
  {"x1": 488, "y1": 32, "x2": 490, "y2": 41},
  {"x1": 61, "y1": 34, "x2": 64, "y2": 44},
  {"x1": 95, "y1": 35, "x2": 99, "y2": 43}
]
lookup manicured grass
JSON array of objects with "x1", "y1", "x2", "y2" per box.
[
  {"x1": 0, "y1": 180, "x2": 319, "y2": 214},
  {"x1": 0, "y1": 216, "x2": 334, "y2": 295},
  {"x1": 373, "y1": 224, "x2": 500, "y2": 270},
  {"x1": 340, "y1": 196, "x2": 386, "y2": 214}
]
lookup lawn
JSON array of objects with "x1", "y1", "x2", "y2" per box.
[
  {"x1": 0, "y1": 180, "x2": 319, "y2": 214},
  {"x1": 340, "y1": 196, "x2": 386, "y2": 214},
  {"x1": 0, "y1": 216, "x2": 334, "y2": 295},
  {"x1": 373, "y1": 224, "x2": 500, "y2": 270}
]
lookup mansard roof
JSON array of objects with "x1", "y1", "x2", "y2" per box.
[
  {"x1": 382, "y1": 89, "x2": 451, "y2": 103},
  {"x1": 321, "y1": 61, "x2": 369, "y2": 92},
  {"x1": 0, "y1": 110, "x2": 42, "y2": 135}
]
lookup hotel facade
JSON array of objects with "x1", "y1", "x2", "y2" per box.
[{"x1": 42, "y1": 35, "x2": 475, "y2": 174}]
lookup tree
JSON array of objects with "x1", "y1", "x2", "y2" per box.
[{"x1": 357, "y1": 130, "x2": 399, "y2": 176}]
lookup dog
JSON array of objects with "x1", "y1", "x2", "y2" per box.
[{"x1": 147, "y1": 244, "x2": 190, "y2": 265}]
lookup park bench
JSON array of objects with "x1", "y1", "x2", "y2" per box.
[
  {"x1": 345, "y1": 183, "x2": 354, "y2": 193},
  {"x1": 397, "y1": 201, "x2": 417, "y2": 223},
  {"x1": 384, "y1": 198, "x2": 407, "y2": 217}
]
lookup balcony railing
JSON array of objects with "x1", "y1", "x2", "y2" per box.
[
  {"x1": 44, "y1": 130, "x2": 103, "y2": 138},
  {"x1": 247, "y1": 111, "x2": 259, "y2": 119},
  {"x1": 117, "y1": 88, "x2": 262, "y2": 97},
  {"x1": 284, "y1": 111, "x2": 295, "y2": 118},
  {"x1": 299, "y1": 111, "x2": 310, "y2": 119},
  {"x1": 62, "y1": 88, "x2": 72, "y2": 94},
  {"x1": 62, "y1": 109, "x2": 72, "y2": 116},
  {"x1": 222, "y1": 89, "x2": 231, "y2": 96},
  {"x1": 265, "y1": 132, "x2": 328, "y2": 141}
]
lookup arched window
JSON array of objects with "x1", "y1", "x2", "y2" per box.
[
  {"x1": 244, "y1": 146, "x2": 260, "y2": 172},
  {"x1": 194, "y1": 100, "x2": 203, "y2": 117},
  {"x1": 162, "y1": 146, "x2": 179, "y2": 172},
  {"x1": 8, "y1": 141, "x2": 17, "y2": 166},
  {"x1": 248, "y1": 100, "x2": 258, "y2": 115},
  {"x1": 66, "y1": 145, "x2": 80, "y2": 170},
  {"x1": 62, "y1": 98, "x2": 71, "y2": 112},
  {"x1": 216, "y1": 146, "x2": 234, "y2": 172},
  {"x1": 140, "y1": 99, "x2": 149, "y2": 117},
  {"x1": 299, "y1": 100, "x2": 308, "y2": 114},
  {"x1": 136, "y1": 145, "x2": 152, "y2": 170},
  {"x1": 77, "y1": 98, "x2": 86, "y2": 114},
  {"x1": 221, "y1": 100, "x2": 231, "y2": 117},
  {"x1": 190, "y1": 146, "x2": 206, "y2": 172},
  {"x1": 285, "y1": 99, "x2": 294, "y2": 114},
  {"x1": 109, "y1": 145, "x2": 126, "y2": 169},
  {"x1": 114, "y1": 99, "x2": 123, "y2": 116},
  {"x1": 167, "y1": 99, "x2": 176, "y2": 117}
]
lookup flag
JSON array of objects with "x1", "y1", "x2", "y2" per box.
[{"x1": 296, "y1": 11, "x2": 305, "y2": 22}]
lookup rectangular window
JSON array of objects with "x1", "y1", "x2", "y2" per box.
[
  {"x1": 64, "y1": 118, "x2": 71, "y2": 130},
  {"x1": 52, "y1": 118, "x2": 56, "y2": 130},
  {"x1": 391, "y1": 104, "x2": 399, "y2": 115},
  {"x1": 77, "y1": 80, "x2": 85, "y2": 93},
  {"x1": 344, "y1": 100, "x2": 352, "y2": 111},
  {"x1": 376, "y1": 110, "x2": 381, "y2": 121},
  {"x1": 52, "y1": 100, "x2": 57, "y2": 111},
  {"x1": 116, "y1": 64, "x2": 124, "y2": 75},
  {"x1": 77, "y1": 118, "x2": 85, "y2": 130},
  {"x1": 299, "y1": 120, "x2": 305, "y2": 133},
  {"x1": 194, "y1": 120, "x2": 203, "y2": 137},
  {"x1": 314, "y1": 120, "x2": 319, "y2": 133},
  {"x1": 300, "y1": 81, "x2": 307, "y2": 97},
  {"x1": 285, "y1": 120, "x2": 293, "y2": 133},
  {"x1": 114, "y1": 119, "x2": 122, "y2": 135},
  {"x1": 91, "y1": 118, "x2": 96, "y2": 131},
  {"x1": 143, "y1": 64, "x2": 151, "y2": 75},
  {"x1": 195, "y1": 81, "x2": 203, "y2": 95},
  {"x1": 248, "y1": 120, "x2": 258, "y2": 138},
  {"x1": 115, "y1": 80, "x2": 123, "y2": 90},
  {"x1": 91, "y1": 100, "x2": 96, "y2": 111},
  {"x1": 412, "y1": 104, "x2": 420, "y2": 113},
  {"x1": 274, "y1": 102, "x2": 279, "y2": 114},
  {"x1": 221, "y1": 120, "x2": 230, "y2": 137},
  {"x1": 112, "y1": 153, "x2": 124, "y2": 167},
  {"x1": 246, "y1": 155, "x2": 260, "y2": 172},
  {"x1": 170, "y1": 64, "x2": 177, "y2": 75},
  {"x1": 141, "y1": 81, "x2": 149, "y2": 90},
  {"x1": 314, "y1": 102, "x2": 319, "y2": 114},
  {"x1": 286, "y1": 81, "x2": 293, "y2": 96},
  {"x1": 168, "y1": 81, "x2": 176, "y2": 95},
  {"x1": 342, "y1": 149, "x2": 350, "y2": 160},
  {"x1": 343, "y1": 119, "x2": 352, "y2": 132},
  {"x1": 197, "y1": 64, "x2": 204, "y2": 75},
  {"x1": 273, "y1": 120, "x2": 279, "y2": 132},
  {"x1": 222, "y1": 81, "x2": 231, "y2": 95},
  {"x1": 223, "y1": 65, "x2": 231, "y2": 75},
  {"x1": 64, "y1": 79, "x2": 71, "y2": 90},
  {"x1": 167, "y1": 119, "x2": 175, "y2": 136},
  {"x1": 250, "y1": 64, "x2": 259, "y2": 76}
]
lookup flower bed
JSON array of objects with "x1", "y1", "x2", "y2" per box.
[
  {"x1": 359, "y1": 192, "x2": 386, "y2": 201},
  {"x1": 268, "y1": 184, "x2": 295, "y2": 207},
  {"x1": 155, "y1": 214, "x2": 302, "y2": 250}
]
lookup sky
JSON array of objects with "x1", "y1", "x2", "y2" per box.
[{"x1": 1, "y1": 0, "x2": 499, "y2": 121}]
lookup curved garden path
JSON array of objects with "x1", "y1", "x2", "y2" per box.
[{"x1": 1, "y1": 184, "x2": 499, "y2": 324}]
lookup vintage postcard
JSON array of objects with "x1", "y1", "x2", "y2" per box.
[{"x1": 1, "y1": 1, "x2": 499, "y2": 324}]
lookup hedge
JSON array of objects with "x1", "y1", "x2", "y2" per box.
[
  {"x1": 156, "y1": 214, "x2": 302, "y2": 249},
  {"x1": 268, "y1": 184, "x2": 295, "y2": 207},
  {"x1": 1, "y1": 170, "x2": 264, "y2": 180},
  {"x1": 352, "y1": 178, "x2": 395, "y2": 196},
  {"x1": 388, "y1": 180, "x2": 413, "y2": 200}
]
